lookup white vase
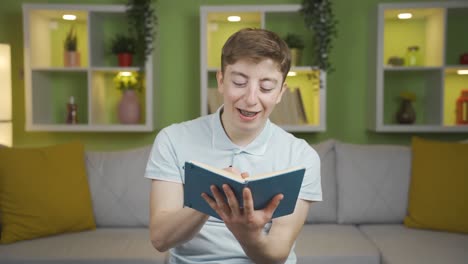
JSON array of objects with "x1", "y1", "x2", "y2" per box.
[{"x1": 118, "y1": 90, "x2": 140, "y2": 124}]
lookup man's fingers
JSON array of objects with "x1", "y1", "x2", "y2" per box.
[
  {"x1": 210, "y1": 185, "x2": 226, "y2": 208},
  {"x1": 223, "y1": 166, "x2": 241, "y2": 175},
  {"x1": 223, "y1": 184, "x2": 240, "y2": 215},
  {"x1": 242, "y1": 187, "x2": 254, "y2": 217},
  {"x1": 223, "y1": 167, "x2": 250, "y2": 180},
  {"x1": 201, "y1": 193, "x2": 215, "y2": 207},
  {"x1": 264, "y1": 193, "x2": 283, "y2": 217},
  {"x1": 206, "y1": 185, "x2": 231, "y2": 219}
]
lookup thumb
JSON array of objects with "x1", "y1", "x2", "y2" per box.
[{"x1": 224, "y1": 166, "x2": 241, "y2": 175}]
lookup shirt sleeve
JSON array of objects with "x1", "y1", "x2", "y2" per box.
[
  {"x1": 296, "y1": 140, "x2": 322, "y2": 202},
  {"x1": 144, "y1": 127, "x2": 183, "y2": 183}
]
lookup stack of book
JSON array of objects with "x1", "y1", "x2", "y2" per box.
[{"x1": 269, "y1": 87, "x2": 308, "y2": 125}]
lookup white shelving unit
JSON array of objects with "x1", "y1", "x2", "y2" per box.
[
  {"x1": 200, "y1": 5, "x2": 326, "y2": 132},
  {"x1": 22, "y1": 4, "x2": 154, "y2": 132},
  {"x1": 369, "y1": 1, "x2": 468, "y2": 133}
]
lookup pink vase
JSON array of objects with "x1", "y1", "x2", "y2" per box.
[
  {"x1": 64, "y1": 51, "x2": 81, "y2": 67},
  {"x1": 118, "y1": 90, "x2": 140, "y2": 124}
]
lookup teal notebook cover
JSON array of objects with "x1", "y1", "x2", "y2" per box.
[{"x1": 183, "y1": 161, "x2": 305, "y2": 220}]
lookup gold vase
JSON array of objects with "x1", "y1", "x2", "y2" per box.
[{"x1": 290, "y1": 48, "x2": 302, "y2": 66}]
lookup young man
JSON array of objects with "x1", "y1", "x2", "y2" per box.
[{"x1": 145, "y1": 28, "x2": 322, "y2": 264}]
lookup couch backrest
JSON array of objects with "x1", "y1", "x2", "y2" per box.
[
  {"x1": 85, "y1": 145, "x2": 152, "y2": 227},
  {"x1": 85, "y1": 142, "x2": 339, "y2": 227},
  {"x1": 84, "y1": 139, "x2": 413, "y2": 227},
  {"x1": 307, "y1": 140, "x2": 337, "y2": 223},
  {"x1": 335, "y1": 142, "x2": 412, "y2": 224}
]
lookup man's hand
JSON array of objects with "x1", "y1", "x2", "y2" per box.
[
  {"x1": 200, "y1": 166, "x2": 311, "y2": 263},
  {"x1": 223, "y1": 166, "x2": 249, "y2": 179},
  {"x1": 200, "y1": 167, "x2": 283, "y2": 245}
]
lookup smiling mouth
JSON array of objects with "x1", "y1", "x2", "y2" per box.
[{"x1": 238, "y1": 108, "x2": 259, "y2": 117}]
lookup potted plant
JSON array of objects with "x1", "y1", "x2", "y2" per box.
[
  {"x1": 284, "y1": 33, "x2": 305, "y2": 66},
  {"x1": 63, "y1": 26, "x2": 80, "y2": 67},
  {"x1": 301, "y1": 0, "x2": 338, "y2": 72},
  {"x1": 126, "y1": 0, "x2": 157, "y2": 69},
  {"x1": 111, "y1": 34, "x2": 136, "y2": 67}
]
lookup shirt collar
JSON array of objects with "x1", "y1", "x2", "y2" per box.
[{"x1": 211, "y1": 106, "x2": 272, "y2": 156}]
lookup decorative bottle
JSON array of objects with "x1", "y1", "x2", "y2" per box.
[
  {"x1": 406, "y1": 46, "x2": 420, "y2": 66},
  {"x1": 456, "y1": 89, "x2": 468, "y2": 125},
  {"x1": 396, "y1": 99, "x2": 416, "y2": 124},
  {"x1": 66, "y1": 96, "x2": 78, "y2": 124}
]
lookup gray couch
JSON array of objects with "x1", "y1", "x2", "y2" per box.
[{"x1": 1, "y1": 140, "x2": 467, "y2": 264}]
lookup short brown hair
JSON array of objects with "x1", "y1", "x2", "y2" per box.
[{"x1": 221, "y1": 28, "x2": 291, "y2": 82}]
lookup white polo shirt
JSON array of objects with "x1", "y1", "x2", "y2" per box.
[{"x1": 145, "y1": 107, "x2": 322, "y2": 264}]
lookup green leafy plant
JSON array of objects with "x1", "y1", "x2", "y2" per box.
[
  {"x1": 114, "y1": 72, "x2": 140, "y2": 92},
  {"x1": 126, "y1": 0, "x2": 157, "y2": 68},
  {"x1": 64, "y1": 26, "x2": 77, "y2": 51},
  {"x1": 301, "y1": 0, "x2": 338, "y2": 72},
  {"x1": 111, "y1": 34, "x2": 136, "y2": 55},
  {"x1": 284, "y1": 33, "x2": 305, "y2": 50}
]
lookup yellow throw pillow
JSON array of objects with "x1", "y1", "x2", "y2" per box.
[
  {"x1": 0, "y1": 141, "x2": 96, "y2": 244},
  {"x1": 404, "y1": 137, "x2": 468, "y2": 233}
]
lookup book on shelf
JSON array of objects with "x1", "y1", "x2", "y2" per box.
[
  {"x1": 294, "y1": 88, "x2": 308, "y2": 124},
  {"x1": 183, "y1": 160, "x2": 305, "y2": 219},
  {"x1": 270, "y1": 86, "x2": 308, "y2": 125}
]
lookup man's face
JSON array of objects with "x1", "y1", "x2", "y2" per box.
[{"x1": 217, "y1": 58, "x2": 285, "y2": 134}]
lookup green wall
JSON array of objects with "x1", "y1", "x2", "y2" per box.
[{"x1": 0, "y1": 0, "x2": 466, "y2": 151}]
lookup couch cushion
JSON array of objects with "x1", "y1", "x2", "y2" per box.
[
  {"x1": 308, "y1": 139, "x2": 337, "y2": 223},
  {"x1": 404, "y1": 137, "x2": 468, "y2": 234},
  {"x1": 85, "y1": 145, "x2": 152, "y2": 227},
  {"x1": 295, "y1": 224, "x2": 379, "y2": 264},
  {"x1": 335, "y1": 142, "x2": 411, "y2": 224},
  {"x1": 360, "y1": 224, "x2": 468, "y2": 264},
  {"x1": 0, "y1": 142, "x2": 96, "y2": 244},
  {"x1": 0, "y1": 228, "x2": 167, "y2": 264}
]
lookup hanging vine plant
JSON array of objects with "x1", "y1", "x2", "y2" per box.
[
  {"x1": 301, "y1": 0, "x2": 338, "y2": 73},
  {"x1": 126, "y1": 0, "x2": 157, "y2": 70}
]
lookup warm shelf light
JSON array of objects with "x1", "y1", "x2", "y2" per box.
[
  {"x1": 287, "y1": 71, "x2": 297, "y2": 77},
  {"x1": 397, "y1": 13, "x2": 412, "y2": 19},
  {"x1": 0, "y1": 44, "x2": 12, "y2": 147},
  {"x1": 119, "y1": 71, "x2": 132, "y2": 77},
  {"x1": 62, "y1": 14, "x2": 76, "y2": 21},
  {"x1": 457, "y1": 70, "x2": 468, "y2": 75},
  {"x1": 227, "y1": 16, "x2": 241, "y2": 22}
]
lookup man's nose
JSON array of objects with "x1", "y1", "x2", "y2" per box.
[{"x1": 245, "y1": 85, "x2": 259, "y2": 106}]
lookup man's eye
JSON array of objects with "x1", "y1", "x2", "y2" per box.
[
  {"x1": 260, "y1": 81, "x2": 275, "y2": 92},
  {"x1": 233, "y1": 81, "x2": 246, "y2": 87}
]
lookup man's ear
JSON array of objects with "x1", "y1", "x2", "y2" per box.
[
  {"x1": 276, "y1": 83, "x2": 287, "y2": 104},
  {"x1": 216, "y1": 71, "x2": 224, "y2": 94}
]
